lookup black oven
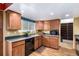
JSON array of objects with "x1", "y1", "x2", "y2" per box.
[
  {"x1": 25, "y1": 37, "x2": 34, "y2": 56},
  {"x1": 50, "y1": 30, "x2": 59, "y2": 35}
]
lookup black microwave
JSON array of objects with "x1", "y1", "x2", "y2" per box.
[{"x1": 50, "y1": 30, "x2": 59, "y2": 35}]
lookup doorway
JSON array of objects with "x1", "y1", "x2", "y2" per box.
[{"x1": 60, "y1": 19, "x2": 73, "y2": 49}]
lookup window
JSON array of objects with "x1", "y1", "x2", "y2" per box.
[{"x1": 20, "y1": 19, "x2": 35, "y2": 32}]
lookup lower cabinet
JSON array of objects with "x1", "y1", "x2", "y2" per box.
[
  {"x1": 12, "y1": 44, "x2": 25, "y2": 56},
  {"x1": 6, "y1": 40, "x2": 25, "y2": 56},
  {"x1": 6, "y1": 35, "x2": 59, "y2": 56},
  {"x1": 50, "y1": 36, "x2": 59, "y2": 49},
  {"x1": 34, "y1": 36, "x2": 42, "y2": 50},
  {"x1": 42, "y1": 36, "x2": 59, "y2": 49},
  {"x1": 42, "y1": 36, "x2": 50, "y2": 47}
]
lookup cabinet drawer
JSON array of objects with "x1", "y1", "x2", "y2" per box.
[{"x1": 12, "y1": 40, "x2": 25, "y2": 47}]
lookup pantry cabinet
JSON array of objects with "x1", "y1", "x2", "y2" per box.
[{"x1": 6, "y1": 10, "x2": 21, "y2": 30}]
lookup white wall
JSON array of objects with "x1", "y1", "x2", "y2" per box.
[{"x1": 61, "y1": 18, "x2": 73, "y2": 23}]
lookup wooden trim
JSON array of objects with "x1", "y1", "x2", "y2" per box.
[{"x1": 6, "y1": 10, "x2": 21, "y2": 15}]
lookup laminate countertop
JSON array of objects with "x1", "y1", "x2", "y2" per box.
[
  {"x1": 42, "y1": 34, "x2": 59, "y2": 38},
  {"x1": 6, "y1": 34, "x2": 40, "y2": 43}
]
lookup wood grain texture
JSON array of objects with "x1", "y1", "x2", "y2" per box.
[
  {"x1": 34, "y1": 36, "x2": 42, "y2": 50},
  {"x1": 29, "y1": 46, "x2": 77, "y2": 56},
  {"x1": 6, "y1": 10, "x2": 21, "y2": 30},
  {"x1": 0, "y1": 11, "x2": 3, "y2": 56},
  {"x1": 36, "y1": 21, "x2": 44, "y2": 30},
  {"x1": 6, "y1": 40, "x2": 25, "y2": 56},
  {"x1": 50, "y1": 19, "x2": 60, "y2": 30},
  {"x1": 44, "y1": 21, "x2": 50, "y2": 31}
]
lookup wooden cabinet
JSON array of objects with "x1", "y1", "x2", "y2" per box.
[
  {"x1": 44, "y1": 21, "x2": 50, "y2": 31},
  {"x1": 6, "y1": 10, "x2": 21, "y2": 30},
  {"x1": 6, "y1": 40, "x2": 25, "y2": 56},
  {"x1": 42, "y1": 36, "x2": 59, "y2": 49},
  {"x1": 34, "y1": 37, "x2": 39, "y2": 50},
  {"x1": 12, "y1": 44, "x2": 25, "y2": 56},
  {"x1": 36, "y1": 21, "x2": 44, "y2": 30},
  {"x1": 38, "y1": 36, "x2": 42, "y2": 47},
  {"x1": 0, "y1": 11, "x2": 3, "y2": 56},
  {"x1": 50, "y1": 19, "x2": 60, "y2": 30},
  {"x1": 42, "y1": 36, "x2": 50, "y2": 47},
  {"x1": 50, "y1": 36, "x2": 59, "y2": 49},
  {"x1": 34, "y1": 36, "x2": 42, "y2": 50}
]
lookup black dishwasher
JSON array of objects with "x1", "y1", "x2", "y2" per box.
[{"x1": 25, "y1": 37, "x2": 34, "y2": 56}]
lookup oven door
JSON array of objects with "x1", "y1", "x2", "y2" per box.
[{"x1": 25, "y1": 38, "x2": 34, "y2": 56}]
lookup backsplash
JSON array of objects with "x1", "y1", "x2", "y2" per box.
[{"x1": 5, "y1": 30, "x2": 23, "y2": 37}]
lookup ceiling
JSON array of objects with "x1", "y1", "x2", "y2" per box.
[{"x1": 6, "y1": 3, "x2": 79, "y2": 20}]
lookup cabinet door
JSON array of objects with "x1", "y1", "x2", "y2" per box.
[
  {"x1": 50, "y1": 37, "x2": 59, "y2": 49},
  {"x1": 43, "y1": 36, "x2": 50, "y2": 47},
  {"x1": 38, "y1": 36, "x2": 42, "y2": 47},
  {"x1": 34, "y1": 38, "x2": 39, "y2": 50},
  {"x1": 44, "y1": 21, "x2": 50, "y2": 31},
  {"x1": 36, "y1": 21, "x2": 44, "y2": 30},
  {"x1": 6, "y1": 10, "x2": 21, "y2": 30},
  {"x1": 12, "y1": 44, "x2": 25, "y2": 56},
  {"x1": 50, "y1": 19, "x2": 60, "y2": 30}
]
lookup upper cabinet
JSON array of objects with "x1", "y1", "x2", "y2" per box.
[
  {"x1": 36, "y1": 21, "x2": 44, "y2": 30},
  {"x1": 50, "y1": 19, "x2": 60, "y2": 30},
  {"x1": 44, "y1": 21, "x2": 50, "y2": 31},
  {"x1": 36, "y1": 19, "x2": 60, "y2": 31},
  {"x1": 6, "y1": 10, "x2": 21, "y2": 30}
]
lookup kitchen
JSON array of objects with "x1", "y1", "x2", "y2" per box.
[
  {"x1": 0, "y1": 3, "x2": 79, "y2": 56},
  {"x1": 5, "y1": 10, "x2": 60, "y2": 56}
]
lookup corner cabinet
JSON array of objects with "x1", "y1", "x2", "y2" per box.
[
  {"x1": 42, "y1": 36, "x2": 50, "y2": 47},
  {"x1": 6, "y1": 10, "x2": 21, "y2": 30},
  {"x1": 50, "y1": 36, "x2": 59, "y2": 49},
  {"x1": 42, "y1": 36, "x2": 59, "y2": 49}
]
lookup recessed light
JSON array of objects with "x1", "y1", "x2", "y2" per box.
[
  {"x1": 65, "y1": 14, "x2": 69, "y2": 17},
  {"x1": 40, "y1": 19, "x2": 43, "y2": 20},
  {"x1": 50, "y1": 12, "x2": 54, "y2": 15},
  {"x1": 21, "y1": 10, "x2": 24, "y2": 14}
]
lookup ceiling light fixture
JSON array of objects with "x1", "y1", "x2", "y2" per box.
[
  {"x1": 65, "y1": 14, "x2": 69, "y2": 17},
  {"x1": 50, "y1": 12, "x2": 54, "y2": 15}
]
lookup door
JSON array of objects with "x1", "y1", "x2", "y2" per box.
[{"x1": 61, "y1": 23, "x2": 73, "y2": 41}]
